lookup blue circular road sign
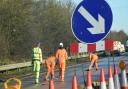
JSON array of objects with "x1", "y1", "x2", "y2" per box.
[{"x1": 71, "y1": 0, "x2": 113, "y2": 44}]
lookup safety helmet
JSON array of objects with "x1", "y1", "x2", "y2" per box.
[
  {"x1": 37, "y1": 42, "x2": 40, "y2": 47},
  {"x1": 59, "y1": 42, "x2": 63, "y2": 47}
]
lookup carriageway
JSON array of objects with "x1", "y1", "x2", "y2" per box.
[{"x1": 1, "y1": 53, "x2": 128, "y2": 89}]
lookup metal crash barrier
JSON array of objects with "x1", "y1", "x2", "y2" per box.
[
  {"x1": 4, "y1": 78, "x2": 21, "y2": 89},
  {"x1": 0, "y1": 54, "x2": 88, "y2": 72}
]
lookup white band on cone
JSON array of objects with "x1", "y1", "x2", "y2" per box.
[
  {"x1": 121, "y1": 70, "x2": 128, "y2": 87},
  {"x1": 108, "y1": 78, "x2": 115, "y2": 89},
  {"x1": 87, "y1": 86, "x2": 93, "y2": 89},
  {"x1": 100, "y1": 82, "x2": 107, "y2": 89},
  {"x1": 114, "y1": 75, "x2": 120, "y2": 89}
]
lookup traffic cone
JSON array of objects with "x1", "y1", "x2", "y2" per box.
[
  {"x1": 86, "y1": 71, "x2": 92, "y2": 89},
  {"x1": 72, "y1": 75, "x2": 78, "y2": 89},
  {"x1": 100, "y1": 68, "x2": 107, "y2": 89},
  {"x1": 120, "y1": 69, "x2": 128, "y2": 89},
  {"x1": 114, "y1": 64, "x2": 120, "y2": 89},
  {"x1": 108, "y1": 66, "x2": 115, "y2": 89},
  {"x1": 49, "y1": 80, "x2": 54, "y2": 89}
]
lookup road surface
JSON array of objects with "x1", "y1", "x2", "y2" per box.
[{"x1": 1, "y1": 53, "x2": 128, "y2": 89}]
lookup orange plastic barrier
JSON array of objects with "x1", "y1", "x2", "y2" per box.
[{"x1": 4, "y1": 78, "x2": 21, "y2": 89}]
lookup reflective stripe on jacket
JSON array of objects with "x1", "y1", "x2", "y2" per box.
[{"x1": 32, "y1": 47, "x2": 42, "y2": 62}]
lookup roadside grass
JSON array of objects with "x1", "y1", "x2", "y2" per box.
[{"x1": 0, "y1": 58, "x2": 14, "y2": 65}]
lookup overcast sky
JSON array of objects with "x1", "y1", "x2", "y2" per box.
[{"x1": 72, "y1": 0, "x2": 128, "y2": 34}]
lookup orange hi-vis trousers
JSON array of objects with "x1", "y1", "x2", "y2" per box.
[
  {"x1": 45, "y1": 56, "x2": 55, "y2": 80},
  {"x1": 56, "y1": 48, "x2": 68, "y2": 81},
  {"x1": 58, "y1": 61, "x2": 66, "y2": 81}
]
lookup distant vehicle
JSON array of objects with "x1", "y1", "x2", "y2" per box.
[
  {"x1": 113, "y1": 41, "x2": 125, "y2": 54},
  {"x1": 120, "y1": 44, "x2": 125, "y2": 52},
  {"x1": 125, "y1": 40, "x2": 128, "y2": 52}
]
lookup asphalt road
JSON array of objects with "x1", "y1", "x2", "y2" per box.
[{"x1": 1, "y1": 52, "x2": 128, "y2": 89}]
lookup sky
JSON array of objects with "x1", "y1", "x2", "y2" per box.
[{"x1": 72, "y1": 0, "x2": 128, "y2": 34}]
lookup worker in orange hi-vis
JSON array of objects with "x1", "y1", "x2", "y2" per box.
[
  {"x1": 56, "y1": 42, "x2": 68, "y2": 82},
  {"x1": 87, "y1": 52, "x2": 98, "y2": 71},
  {"x1": 45, "y1": 55, "x2": 56, "y2": 81}
]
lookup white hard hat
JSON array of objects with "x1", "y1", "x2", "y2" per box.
[{"x1": 59, "y1": 42, "x2": 63, "y2": 47}]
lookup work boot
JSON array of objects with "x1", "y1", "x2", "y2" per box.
[
  {"x1": 35, "y1": 82, "x2": 39, "y2": 84},
  {"x1": 35, "y1": 79, "x2": 39, "y2": 84},
  {"x1": 35, "y1": 81, "x2": 39, "y2": 84},
  {"x1": 61, "y1": 77, "x2": 64, "y2": 82},
  {"x1": 61, "y1": 79, "x2": 64, "y2": 82},
  {"x1": 45, "y1": 77, "x2": 49, "y2": 81},
  {"x1": 96, "y1": 68, "x2": 98, "y2": 71},
  {"x1": 86, "y1": 68, "x2": 91, "y2": 71}
]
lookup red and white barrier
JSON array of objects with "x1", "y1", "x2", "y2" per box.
[
  {"x1": 96, "y1": 41, "x2": 105, "y2": 51},
  {"x1": 70, "y1": 39, "x2": 113, "y2": 54},
  {"x1": 79, "y1": 43, "x2": 87, "y2": 53},
  {"x1": 70, "y1": 42, "x2": 78, "y2": 54},
  {"x1": 87, "y1": 44, "x2": 96, "y2": 53}
]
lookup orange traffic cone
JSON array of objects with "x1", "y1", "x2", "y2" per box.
[
  {"x1": 49, "y1": 80, "x2": 54, "y2": 89},
  {"x1": 108, "y1": 66, "x2": 115, "y2": 89},
  {"x1": 100, "y1": 68, "x2": 107, "y2": 89},
  {"x1": 120, "y1": 69, "x2": 128, "y2": 89},
  {"x1": 72, "y1": 75, "x2": 78, "y2": 89},
  {"x1": 86, "y1": 71, "x2": 92, "y2": 89},
  {"x1": 114, "y1": 64, "x2": 120, "y2": 89}
]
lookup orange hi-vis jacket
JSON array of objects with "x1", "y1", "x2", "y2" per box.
[
  {"x1": 45, "y1": 56, "x2": 56, "y2": 72},
  {"x1": 56, "y1": 49, "x2": 68, "y2": 63}
]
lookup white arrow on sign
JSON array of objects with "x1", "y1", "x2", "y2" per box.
[{"x1": 78, "y1": 6, "x2": 105, "y2": 34}]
